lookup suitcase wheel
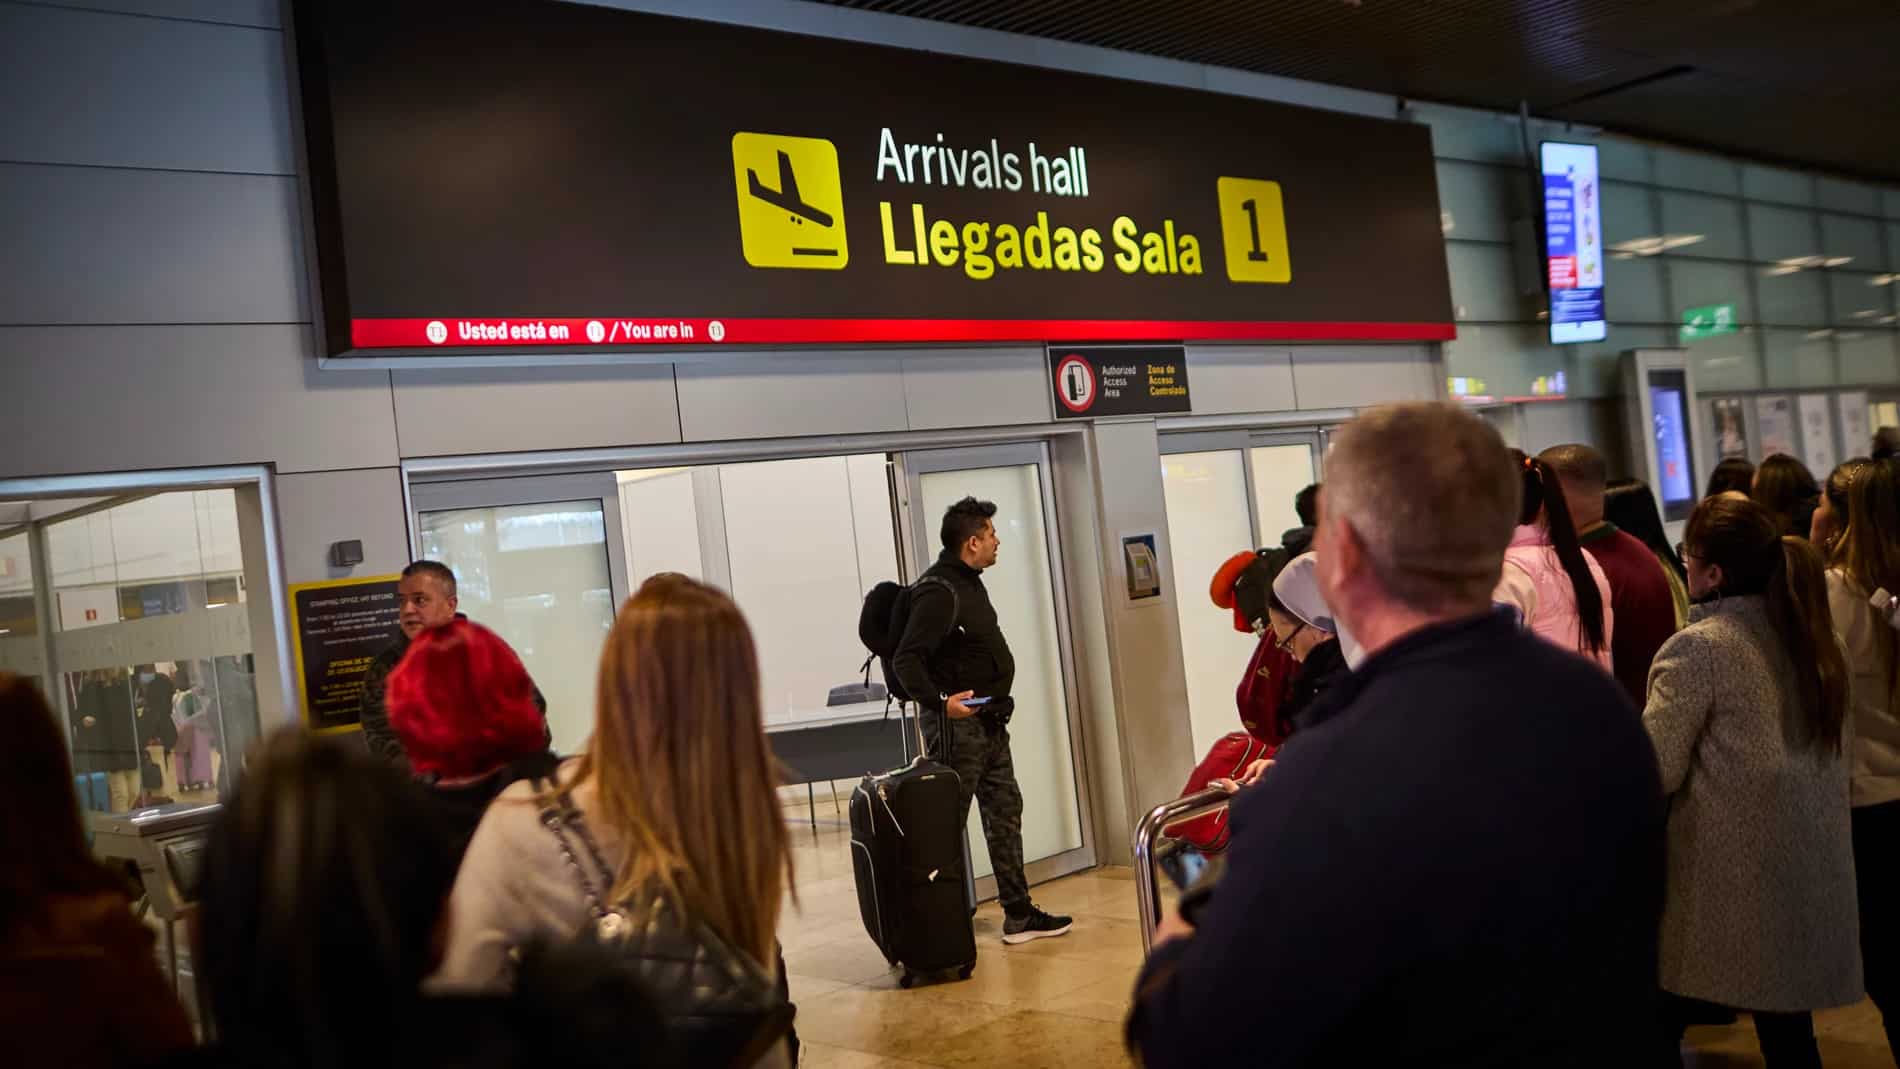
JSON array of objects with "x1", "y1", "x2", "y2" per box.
[
  {"x1": 899, "y1": 970, "x2": 916, "y2": 990},
  {"x1": 957, "y1": 964, "x2": 974, "y2": 981}
]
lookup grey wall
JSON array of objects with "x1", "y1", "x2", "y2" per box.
[{"x1": 0, "y1": 0, "x2": 1496, "y2": 859}]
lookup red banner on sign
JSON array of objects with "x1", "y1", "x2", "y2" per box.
[
  {"x1": 1548, "y1": 256, "x2": 1578, "y2": 290},
  {"x1": 351, "y1": 317, "x2": 1456, "y2": 349}
]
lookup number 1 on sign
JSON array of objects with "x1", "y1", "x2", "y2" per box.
[
  {"x1": 1216, "y1": 177, "x2": 1291, "y2": 284},
  {"x1": 1242, "y1": 199, "x2": 1269, "y2": 262}
]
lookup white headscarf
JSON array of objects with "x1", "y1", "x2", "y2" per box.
[{"x1": 1272, "y1": 552, "x2": 1337, "y2": 634}]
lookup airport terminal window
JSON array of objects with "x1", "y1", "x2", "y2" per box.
[
  {"x1": 45, "y1": 491, "x2": 258, "y2": 813},
  {"x1": 0, "y1": 531, "x2": 44, "y2": 689}
]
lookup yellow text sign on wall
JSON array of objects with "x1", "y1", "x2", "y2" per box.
[
  {"x1": 731, "y1": 132, "x2": 849, "y2": 269},
  {"x1": 1215, "y1": 177, "x2": 1292, "y2": 284}
]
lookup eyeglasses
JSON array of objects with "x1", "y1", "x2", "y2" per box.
[
  {"x1": 1675, "y1": 541, "x2": 1696, "y2": 563},
  {"x1": 1275, "y1": 621, "x2": 1307, "y2": 654}
]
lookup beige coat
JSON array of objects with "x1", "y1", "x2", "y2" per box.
[
  {"x1": 433, "y1": 760, "x2": 791, "y2": 1069},
  {"x1": 1827, "y1": 569, "x2": 1900, "y2": 807},
  {"x1": 1643, "y1": 596, "x2": 1862, "y2": 1012}
]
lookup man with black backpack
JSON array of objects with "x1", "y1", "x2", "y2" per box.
[{"x1": 889, "y1": 496, "x2": 1073, "y2": 945}]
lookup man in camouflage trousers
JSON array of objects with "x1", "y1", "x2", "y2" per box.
[{"x1": 892, "y1": 497, "x2": 1073, "y2": 945}]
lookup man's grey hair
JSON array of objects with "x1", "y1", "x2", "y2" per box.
[{"x1": 1325, "y1": 403, "x2": 1520, "y2": 612}]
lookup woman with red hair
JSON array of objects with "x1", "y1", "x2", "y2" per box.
[{"x1": 385, "y1": 618, "x2": 555, "y2": 854}]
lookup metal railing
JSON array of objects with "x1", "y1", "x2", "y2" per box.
[{"x1": 1132, "y1": 783, "x2": 1237, "y2": 953}]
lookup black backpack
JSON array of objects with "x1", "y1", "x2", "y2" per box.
[{"x1": 857, "y1": 576, "x2": 958, "y2": 702}]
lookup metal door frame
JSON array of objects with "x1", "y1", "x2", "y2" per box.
[
  {"x1": 891, "y1": 441, "x2": 1098, "y2": 895},
  {"x1": 407, "y1": 471, "x2": 632, "y2": 609}
]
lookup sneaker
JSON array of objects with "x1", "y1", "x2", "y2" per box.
[{"x1": 1001, "y1": 905, "x2": 1073, "y2": 945}]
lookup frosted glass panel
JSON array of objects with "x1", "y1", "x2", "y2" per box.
[
  {"x1": 918, "y1": 464, "x2": 1081, "y2": 877},
  {"x1": 1763, "y1": 329, "x2": 1837, "y2": 390},
  {"x1": 1602, "y1": 181, "x2": 1657, "y2": 246},
  {"x1": 1250, "y1": 444, "x2": 1317, "y2": 551},
  {"x1": 1605, "y1": 255, "x2": 1667, "y2": 324},
  {"x1": 720, "y1": 457, "x2": 880, "y2": 722},
  {"x1": 1162, "y1": 450, "x2": 1263, "y2": 758},
  {"x1": 1446, "y1": 242, "x2": 1521, "y2": 321},
  {"x1": 419, "y1": 501, "x2": 613, "y2": 754},
  {"x1": 1659, "y1": 192, "x2": 1744, "y2": 259},
  {"x1": 1653, "y1": 147, "x2": 1740, "y2": 196},
  {"x1": 1743, "y1": 165, "x2": 1813, "y2": 207},
  {"x1": 1839, "y1": 333, "x2": 1900, "y2": 386},
  {"x1": 1749, "y1": 204, "x2": 1820, "y2": 264},
  {"x1": 616, "y1": 468, "x2": 703, "y2": 584},
  {"x1": 1435, "y1": 160, "x2": 1515, "y2": 242},
  {"x1": 1758, "y1": 267, "x2": 1830, "y2": 327},
  {"x1": 1830, "y1": 272, "x2": 1897, "y2": 328},
  {"x1": 1822, "y1": 215, "x2": 1884, "y2": 270},
  {"x1": 1683, "y1": 332, "x2": 1763, "y2": 392}
]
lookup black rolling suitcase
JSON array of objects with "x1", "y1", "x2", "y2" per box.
[{"x1": 849, "y1": 705, "x2": 977, "y2": 987}]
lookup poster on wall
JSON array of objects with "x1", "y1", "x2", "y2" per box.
[
  {"x1": 1711, "y1": 398, "x2": 1748, "y2": 459},
  {"x1": 288, "y1": 575, "x2": 401, "y2": 734},
  {"x1": 1756, "y1": 396, "x2": 1797, "y2": 459},
  {"x1": 1838, "y1": 391, "x2": 1870, "y2": 457},
  {"x1": 1799, "y1": 394, "x2": 1838, "y2": 476},
  {"x1": 292, "y1": 1, "x2": 1454, "y2": 357},
  {"x1": 1542, "y1": 142, "x2": 1606, "y2": 345}
]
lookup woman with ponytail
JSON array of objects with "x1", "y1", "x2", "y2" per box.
[
  {"x1": 1494, "y1": 450, "x2": 1614, "y2": 670},
  {"x1": 1645, "y1": 494, "x2": 1860, "y2": 1066},
  {"x1": 1824, "y1": 456, "x2": 1900, "y2": 1049}
]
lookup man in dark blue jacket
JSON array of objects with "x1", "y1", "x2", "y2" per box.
[{"x1": 1129, "y1": 403, "x2": 1665, "y2": 1067}]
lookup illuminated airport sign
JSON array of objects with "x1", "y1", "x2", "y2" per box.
[{"x1": 294, "y1": 2, "x2": 1454, "y2": 357}]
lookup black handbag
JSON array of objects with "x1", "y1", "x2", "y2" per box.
[{"x1": 538, "y1": 787, "x2": 793, "y2": 1068}]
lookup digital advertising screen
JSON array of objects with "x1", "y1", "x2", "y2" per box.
[
  {"x1": 1648, "y1": 370, "x2": 1696, "y2": 521},
  {"x1": 1541, "y1": 142, "x2": 1606, "y2": 345}
]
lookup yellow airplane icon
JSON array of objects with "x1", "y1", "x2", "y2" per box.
[{"x1": 732, "y1": 132, "x2": 849, "y2": 270}]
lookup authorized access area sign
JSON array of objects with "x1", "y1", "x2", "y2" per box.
[
  {"x1": 1051, "y1": 346, "x2": 1192, "y2": 419},
  {"x1": 294, "y1": 2, "x2": 1454, "y2": 356}
]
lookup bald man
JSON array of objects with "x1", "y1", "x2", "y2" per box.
[{"x1": 1539, "y1": 444, "x2": 1680, "y2": 705}]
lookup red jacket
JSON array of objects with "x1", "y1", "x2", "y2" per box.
[{"x1": 1237, "y1": 634, "x2": 1299, "y2": 747}]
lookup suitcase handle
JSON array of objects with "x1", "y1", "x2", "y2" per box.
[{"x1": 1132, "y1": 784, "x2": 1237, "y2": 954}]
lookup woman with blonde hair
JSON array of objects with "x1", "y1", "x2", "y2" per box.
[
  {"x1": 1824, "y1": 457, "x2": 1900, "y2": 1050},
  {"x1": 437, "y1": 574, "x2": 795, "y2": 1066}
]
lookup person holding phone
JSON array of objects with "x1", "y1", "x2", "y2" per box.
[{"x1": 889, "y1": 497, "x2": 1072, "y2": 946}]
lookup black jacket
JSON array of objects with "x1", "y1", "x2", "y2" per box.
[
  {"x1": 359, "y1": 630, "x2": 413, "y2": 766},
  {"x1": 424, "y1": 750, "x2": 562, "y2": 860},
  {"x1": 890, "y1": 549, "x2": 1016, "y2": 718},
  {"x1": 72, "y1": 676, "x2": 140, "y2": 773},
  {"x1": 1130, "y1": 608, "x2": 1664, "y2": 1068},
  {"x1": 137, "y1": 674, "x2": 177, "y2": 752},
  {"x1": 1280, "y1": 636, "x2": 1349, "y2": 736}
]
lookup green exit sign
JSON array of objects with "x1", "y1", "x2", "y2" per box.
[{"x1": 1680, "y1": 303, "x2": 1738, "y2": 341}]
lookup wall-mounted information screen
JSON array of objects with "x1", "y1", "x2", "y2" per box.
[
  {"x1": 291, "y1": 0, "x2": 1455, "y2": 358},
  {"x1": 1542, "y1": 142, "x2": 1607, "y2": 345},
  {"x1": 1649, "y1": 369, "x2": 1696, "y2": 520}
]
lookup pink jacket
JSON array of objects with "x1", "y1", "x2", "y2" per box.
[{"x1": 1497, "y1": 525, "x2": 1615, "y2": 672}]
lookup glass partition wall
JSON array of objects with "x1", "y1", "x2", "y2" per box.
[
  {"x1": 1159, "y1": 430, "x2": 1323, "y2": 759},
  {"x1": 408, "y1": 442, "x2": 1098, "y2": 896}
]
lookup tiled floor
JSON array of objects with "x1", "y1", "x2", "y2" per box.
[
  {"x1": 779, "y1": 815, "x2": 1141, "y2": 1069},
  {"x1": 777, "y1": 807, "x2": 1899, "y2": 1069}
]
